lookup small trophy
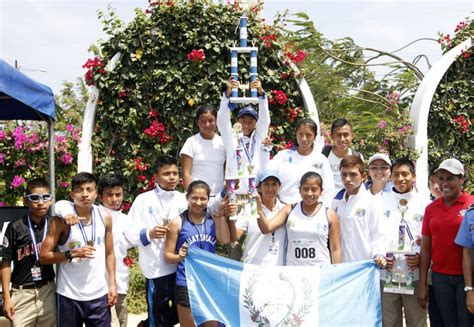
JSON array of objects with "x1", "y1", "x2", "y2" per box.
[{"x1": 384, "y1": 198, "x2": 416, "y2": 295}]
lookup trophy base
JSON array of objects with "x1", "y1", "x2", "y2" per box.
[
  {"x1": 383, "y1": 286, "x2": 415, "y2": 295},
  {"x1": 229, "y1": 97, "x2": 259, "y2": 104}
]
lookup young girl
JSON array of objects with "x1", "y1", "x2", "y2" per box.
[
  {"x1": 180, "y1": 105, "x2": 225, "y2": 196},
  {"x1": 366, "y1": 153, "x2": 393, "y2": 196},
  {"x1": 232, "y1": 170, "x2": 288, "y2": 266},
  {"x1": 257, "y1": 172, "x2": 341, "y2": 266},
  {"x1": 269, "y1": 118, "x2": 335, "y2": 206},
  {"x1": 164, "y1": 181, "x2": 231, "y2": 327}
]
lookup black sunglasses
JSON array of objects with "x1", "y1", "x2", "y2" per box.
[{"x1": 26, "y1": 193, "x2": 52, "y2": 203}]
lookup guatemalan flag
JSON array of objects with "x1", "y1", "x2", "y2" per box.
[{"x1": 186, "y1": 246, "x2": 382, "y2": 326}]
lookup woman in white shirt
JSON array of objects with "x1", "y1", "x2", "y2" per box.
[
  {"x1": 180, "y1": 105, "x2": 225, "y2": 196},
  {"x1": 366, "y1": 153, "x2": 393, "y2": 196},
  {"x1": 257, "y1": 172, "x2": 342, "y2": 266},
  {"x1": 232, "y1": 170, "x2": 288, "y2": 266},
  {"x1": 269, "y1": 118, "x2": 334, "y2": 205}
]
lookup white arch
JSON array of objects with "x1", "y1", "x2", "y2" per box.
[
  {"x1": 77, "y1": 52, "x2": 321, "y2": 171},
  {"x1": 408, "y1": 37, "x2": 472, "y2": 195}
]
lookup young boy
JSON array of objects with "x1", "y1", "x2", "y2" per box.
[
  {"x1": 54, "y1": 173, "x2": 132, "y2": 327},
  {"x1": 1, "y1": 178, "x2": 56, "y2": 326},
  {"x1": 332, "y1": 155, "x2": 385, "y2": 265},
  {"x1": 40, "y1": 172, "x2": 117, "y2": 326},
  {"x1": 378, "y1": 159, "x2": 430, "y2": 327},
  {"x1": 125, "y1": 156, "x2": 187, "y2": 326},
  {"x1": 322, "y1": 118, "x2": 362, "y2": 190}
]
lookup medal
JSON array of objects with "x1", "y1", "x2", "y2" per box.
[
  {"x1": 87, "y1": 240, "x2": 94, "y2": 246},
  {"x1": 77, "y1": 208, "x2": 96, "y2": 247},
  {"x1": 27, "y1": 216, "x2": 48, "y2": 279}
]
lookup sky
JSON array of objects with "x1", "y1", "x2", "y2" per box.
[{"x1": 0, "y1": 0, "x2": 472, "y2": 94}]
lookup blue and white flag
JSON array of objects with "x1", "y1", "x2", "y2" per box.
[{"x1": 186, "y1": 246, "x2": 382, "y2": 326}]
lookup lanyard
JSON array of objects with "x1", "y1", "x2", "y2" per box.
[
  {"x1": 27, "y1": 216, "x2": 48, "y2": 264},
  {"x1": 239, "y1": 136, "x2": 254, "y2": 164},
  {"x1": 76, "y1": 208, "x2": 96, "y2": 246},
  {"x1": 154, "y1": 187, "x2": 174, "y2": 219},
  {"x1": 401, "y1": 219, "x2": 414, "y2": 242},
  {"x1": 186, "y1": 212, "x2": 207, "y2": 249}
]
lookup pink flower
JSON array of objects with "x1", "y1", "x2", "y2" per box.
[
  {"x1": 58, "y1": 181, "x2": 70, "y2": 188},
  {"x1": 377, "y1": 120, "x2": 388, "y2": 129},
  {"x1": 0, "y1": 129, "x2": 5, "y2": 140},
  {"x1": 0, "y1": 202, "x2": 6, "y2": 207},
  {"x1": 11, "y1": 175, "x2": 26, "y2": 189},
  {"x1": 60, "y1": 153, "x2": 73, "y2": 165},
  {"x1": 66, "y1": 124, "x2": 75, "y2": 132},
  {"x1": 56, "y1": 135, "x2": 66, "y2": 144},
  {"x1": 0, "y1": 153, "x2": 4, "y2": 164},
  {"x1": 14, "y1": 159, "x2": 26, "y2": 167},
  {"x1": 13, "y1": 126, "x2": 27, "y2": 149}
]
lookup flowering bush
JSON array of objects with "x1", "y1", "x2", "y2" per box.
[
  {"x1": 430, "y1": 19, "x2": 472, "y2": 188},
  {"x1": 0, "y1": 121, "x2": 81, "y2": 205},
  {"x1": 90, "y1": 1, "x2": 307, "y2": 200}
]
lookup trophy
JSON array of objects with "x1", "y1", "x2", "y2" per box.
[
  {"x1": 384, "y1": 198, "x2": 416, "y2": 295},
  {"x1": 229, "y1": 6, "x2": 259, "y2": 104}
]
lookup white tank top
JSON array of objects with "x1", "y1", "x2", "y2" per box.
[
  {"x1": 57, "y1": 205, "x2": 108, "y2": 301},
  {"x1": 285, "y1": 202, "x2": 331, "y2": 266}
]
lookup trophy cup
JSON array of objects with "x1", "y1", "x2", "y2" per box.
[
  {"x1": 229, "y1": 4, "x2": 259, "y2": 104},
  {"x1": 384, "y1": 198, "x2": 416, "y2": 295}
]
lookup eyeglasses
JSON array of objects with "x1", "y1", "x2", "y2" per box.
[
  {"x1": 369, "y1": 166, "x2": 391, "y2": 172},
  {"x1": 26, "y1": 193, "x2": 52, "y2": 203}
]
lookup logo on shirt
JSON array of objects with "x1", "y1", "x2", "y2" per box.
[
  {"x1": 354, "y1": 208, "x2": 366, "y2": 217},
  {"x1": 312, "y1": 163, "x2": 322, "y2": 170},
  {"x1": 384, "y1": 210, "x2": 391, "y2": 219},
  {"x1": 2, "y1": 236, "x2": 8, "y2": 248}
]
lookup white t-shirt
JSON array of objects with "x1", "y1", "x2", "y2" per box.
[
  {"x1": 57, "y1": 205, "x2": 108, "y2": 301},
  {"x1": 179, "y1": 133, "x2": 225, "y2": 195},
  {"x1": 269, "y1": 148, "x2": 335, "y2": 206},
  {"x1": 286, "y1": 202, "x2": 331, "y2": 266},
  {"x1": 236, "y1": 200, "x2": 286, "y2": 266},
  {"x1": 54, "y1": 200, "x2": 133, "y2": 294}
]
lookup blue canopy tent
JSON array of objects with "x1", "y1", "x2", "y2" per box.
[{"x1": 0, "y1": 58, "x2": 56, "y2": 210}]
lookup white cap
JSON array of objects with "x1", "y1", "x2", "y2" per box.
[
  {"x1": 368, "y1": 153, "x2": 391, "y2": 167},
  {"x1": 258, "y1": 169, "x2": 280, "y2": 184},
  {"x1": 435, "y1": 158, "x2": 464, "y2": 176}
]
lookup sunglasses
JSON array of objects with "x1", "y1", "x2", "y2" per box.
[{"x1": 26, "y1": 193, "x2": 52, "y2": 203}]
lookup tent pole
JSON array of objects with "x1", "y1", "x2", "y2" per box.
[{"x1": 48, "y1": 118, "x2": 56, "y2": 213}]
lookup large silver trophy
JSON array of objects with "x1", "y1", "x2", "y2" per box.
[
  {"x1": 225, "y1": 1, "x2": 260, "y2": 220},
  {"x1": 384, "y1": 199, "x2": 417, "y2": 295}
]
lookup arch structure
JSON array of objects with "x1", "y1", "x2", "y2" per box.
[
  {"x1": 408, "y1": 37, "x2": 472, "y2": 195},
  {"x1": 77, "y1": 52, "x2": 322, "y2": 172}
]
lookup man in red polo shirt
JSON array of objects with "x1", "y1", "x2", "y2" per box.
[{"x1": 418, "y1": 158, "x2": 474, "y2": 326}]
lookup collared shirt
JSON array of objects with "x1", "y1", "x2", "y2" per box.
[
  {"x1": 422, "y1": 192, "x2": 474, "y2": 275},
  {"x1": 125, "y1": 186, "x2": 187, "y2": 279},
  {"x1": 455, "y1": 207, "x2": 474, "y2": 249},
  {"x1": 332, "y1": 185, "x2": 386, "y2": 263}
]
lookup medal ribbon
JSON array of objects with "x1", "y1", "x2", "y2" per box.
[
  {"x1": 239, "y1": 136, "x2": 254, "y2": 166},
  {"x1": 27, "y1": 216, "x2": 48, "y2": 264},
  {"x1": 76, "y1": 208, "x2": 96, "y2": 245}
]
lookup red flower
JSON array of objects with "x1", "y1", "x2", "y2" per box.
[
  {"x1": 137, "y1": 175, "x2": 147, "y2": 182},
  {"x1": 121, "y1": 202, "x2": 132, "y2": 211},
  {"x1": 123, "y1": 256, "x2": 134, "y2": 268},
  {"x1": 149, "y1": 107, "x2": 158, "y2": 118},
  {"x1": 260, "y1": 34, "x2": 276, "y2": 48},
  {"x1": 118, "y1": 90, "x2": 128, "y2": 98},
  {"x1": 134, "y1": 157, "x2": 148, "y2": 172},
  {"x1": 286, "y1": 50, "x2": 307, "y2": 64},
  {"x1": 187, "y1": 49, "x2": 206, "y2": 62},
  {"x1": 268, "y1": 90, "x2": 287, "y2": 106}
]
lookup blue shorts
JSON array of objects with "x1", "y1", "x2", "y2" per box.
[{"x1": 57, "y1": 293, "x2": 111, "y2": 327}]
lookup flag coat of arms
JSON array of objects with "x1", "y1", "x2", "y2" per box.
[{"x1": 185, "y1": 246, "x2": 382, "y2": 326}]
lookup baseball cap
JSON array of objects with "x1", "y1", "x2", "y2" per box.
[
  {"x1": 368, "y1": 153, "x2": 391, "y2": 167},
  {"x1": 258, "y1": 169, "x2": 280, "y2": 184},
  {"x1": 435, "y1": 158, "x2": 464, "y2": 176},
  {"x1": 237, "y1": 106, "x2": 258, "y2": 120}
]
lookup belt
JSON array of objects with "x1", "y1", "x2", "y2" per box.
[{"x1": 12, "y1": 280, "x2": 53, "y2": 290}]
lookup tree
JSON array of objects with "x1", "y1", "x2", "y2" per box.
[
  {"x1": 55, "y1": 77, "x2": 88, "y2": 130},
  {"x1": 87, "y1": 1, "x2": 308, "y2": 202}
]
